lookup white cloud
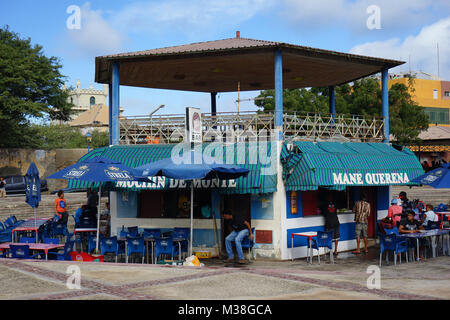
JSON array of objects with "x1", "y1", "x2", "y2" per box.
[
  {"x1": 280, "y1": 0, "x2": 450, "y2": 34},
  {"x1": 66, "y1": 2, "x2": 125, "y2": 56},
  {"x1": 350, "y1": 17, "x2": 450, "y2": 79},
  {"x1": 111, "y1": 0, "x2": 275, "y2": 36}
]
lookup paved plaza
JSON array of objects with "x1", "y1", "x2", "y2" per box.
[{"x1": 0, "y1": 250, "x2": 449, "y2": 300}]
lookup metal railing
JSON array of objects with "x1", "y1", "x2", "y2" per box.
[{"x1": 119, "y1": 111, "x2": 384, "y2": 145}]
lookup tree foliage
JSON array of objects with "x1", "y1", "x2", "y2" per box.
[
  {"x1": 30, "y1": 125, "x2": 109, "y2": 150},
  {"x1": 255, "y1": 77, "x2": 429, "y2": 145},
  {"x1": 0, "y1": 26, "x2": 74, "y2": 148}
]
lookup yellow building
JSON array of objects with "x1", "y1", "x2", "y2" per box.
[{"x1": 388, "y1": 72, "x2": 450, "y2": 126}]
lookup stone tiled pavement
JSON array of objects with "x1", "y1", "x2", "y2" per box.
[{"x1": 0, "y1": 252, "x2": 449, "y2": 300}]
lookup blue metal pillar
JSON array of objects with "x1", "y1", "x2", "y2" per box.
[
  {"x1": 111, "y1": 61, "x2": 120, "y2": 146},
  {"x1": 210, "y1": 92, "x2": 217, "y2": 116},
  {"x1": 274, "y1": 50, "x2": 283, "y2": 141},
  {"x1": 329, "y1": 86, "x2": 335, "y2": 121},
  {"x1": 381, "y1": 68, "x2": 389, "y2": 143},
  {"x1": 108, "y1": 83, "x2": 113, "y2": 146}
]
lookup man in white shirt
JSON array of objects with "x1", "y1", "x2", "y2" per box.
[{"x1": 421, "y1": 204, "x2": 439, "y2": 227}]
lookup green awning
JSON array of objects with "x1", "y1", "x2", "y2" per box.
[
  {"x1": 67, "y1": 143, "x2": 277, "y2": 194},
  {"x1": 281, "y1": 141, "x2": 424, "y2": 191}
]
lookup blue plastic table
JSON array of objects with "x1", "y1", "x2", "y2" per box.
[{"x1": 398, "y1": 229, "x2": 450, "y2": 260}]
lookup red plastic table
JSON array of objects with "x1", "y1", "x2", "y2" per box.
[
  {"x1": 291, "y1": 231, "x2": 317, "y2": 263},
  {"x1": 0, "y1": 242, "x2": 64, "y2": 260},
  {"x1": 12, "y1": 218, "x2": 52, "y2": 242}
]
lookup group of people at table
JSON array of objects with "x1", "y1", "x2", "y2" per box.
[{"x1": 378, "y1": 191, "x2": 449, "y2": 260}]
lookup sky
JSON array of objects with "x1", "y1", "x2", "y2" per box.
[{"x1": 1, "y1": 0, "x2": 449, "y2": 116}]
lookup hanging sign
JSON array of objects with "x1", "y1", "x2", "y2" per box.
[{"x1": 185, "y1": 107, "x2": 202, "y2": 143}]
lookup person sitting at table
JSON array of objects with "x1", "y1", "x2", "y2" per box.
[
  {"x1": 399, "y1": 210, "x2": 426, "y2": 260},
  {"x1": 420, "y1": 204, "x2": 439, "y2": 228},
  {"x1": 74, "y1": 205, "x2": 87, "y2": 228},
  {"x1": 388, "y1": 198, "x2": 403, "y2": 228},
  {"x1": 223, "y1": 209, "x2": 253, "y2": 264}
]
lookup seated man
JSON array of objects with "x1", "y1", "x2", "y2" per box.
[
  {"x1": 420, "y1": 204, "x2": 439, "y2": 228},
  {"x1": 74, "y1": 205, "x2": 88, "y2": 228},
  {"x1": 223, "y1": 210, "x2": 253, "y2": 264},
  {"x1": 399, "y1": 210, "x2": 426, "y2": 260}
]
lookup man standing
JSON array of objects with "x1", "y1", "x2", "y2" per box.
[
  {"x1": 86, "y1": 188, "x2": 99, "y2": 218},
  {"x1": 322, "y1": 194, "x2": 340, "y2": 256},
  {"x1": 0, "y1": 177, "x2": 6, "y2": 198},
  {"x1": 353, "y1": 195, "x2": 371, "y2": 254},
  {"x1": 223, "y1": 210, "x2": 253, "y2": 264}
]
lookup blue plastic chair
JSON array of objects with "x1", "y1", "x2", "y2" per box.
[
  {"x1": 231, "y1": 228, "x2": 256, "y2": 261},
  {"x1": 101, "y1": 236, "x2": 119, "y2": 263},
  {"x1": 48, "y1": 240, "x2": 74, "y2": 261},
  {"x1": 385, "y1": 227, "x2": 399, "y2": 235},
  {"x1": 310, "y1": 230, "x2": 334, "y2": 264},
  {"x1": 143, "y1": 228, "x2": 161, "y2": 240},
  {"x1": 143, "y1": 229, "x2": 161, "y2": 263},
  {"x1": 19, "y1": 237, "x2": 36, "y2": 243},
  {"x1": 127, "y1": 226, "x2": 139, "y2": 237},
  {"x1": 43, "y1": 237, "x2": 60, "y2": 244},
  {"x1": 426, "y1": 221, "x2": 441, "y2": 230},
  {"x1": 51, "y1": 222, "x2": 68, "y2": 237},
  {"x1": 395, "y1": 235, "x2": 409, "y2": 264},
  {"x1": 3, "y1": 217, "x2": 16, "y2": 229},
  {"x1": 379, "y1": 233, "x2": 397, "y2": 266},
  {"x1": 155, "y1": 237, "x2": 175, "y2": 262},
  {"x1": 126, "y1": 236, "x2": 146, "y2": 263},
  {"x1": 87, "y1": 234, "x2": 105, "y2": 254},
  {"x1": 0, "y1": 229, "x2": 12, "y2": 243},
  {"x1": 173, "y1": 228, "x2": 190, "y2": 259},
  {"x1": 66, "y1": 232, "x2": 83, "y2": 251},
  {"x1": 10, "y1": 245, "x2": 43, "y2": 260}
]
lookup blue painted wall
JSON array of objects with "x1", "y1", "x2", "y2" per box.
[
  {"x1": 117, "y1": 191, "x2": 138, "y2": 218},
  {"x1": 377, "y1": 186, "x2": 390, "y2": 211}
]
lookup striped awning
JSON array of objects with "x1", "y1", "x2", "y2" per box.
[
  {"x1": 67, "y1": 143, "x2": 277, "y2": 194},
  {"x1": 281, "y1": 141, "x2": 424, "y2": 191}
]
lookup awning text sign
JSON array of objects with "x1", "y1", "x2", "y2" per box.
[
  {"x1": 115, "y1": 177, "x2": 237, "y2": 190},
  {"x1": 332, "y1": 172, "x2": 410, "y2": 185}
]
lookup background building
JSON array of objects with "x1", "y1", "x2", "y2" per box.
[
  {"x1": 65, "y1": 80, "x2": 109, "y2": 120},
  {"x1": 388, "y1": 71, "x2": 450, "y2": 126}
]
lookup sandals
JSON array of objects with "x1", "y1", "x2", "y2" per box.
[{"x1": 352, "y1": 250, "x2": 361, "y2": 254}]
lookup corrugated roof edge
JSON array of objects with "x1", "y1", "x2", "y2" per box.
[{"x1": 95, "y1": 36, "x2": 404, "y2": 67}]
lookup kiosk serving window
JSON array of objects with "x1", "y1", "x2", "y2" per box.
[
  {"x1": 137, "y1": 190, "x2": 213, "y2": 219},
  {"x1": 302, "y1": 188, "x2": 352, "y2": 216}
]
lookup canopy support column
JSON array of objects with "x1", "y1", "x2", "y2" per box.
[
  {"x1": 111, "y1": 61, "x2": 120, "y2": 146},
  {"x1": 210, "y1": 92, "x2": 217, "y2": 116},
  {"x1": 382, "y1": 68, "x2": 389, "y2": 143},
  {"x1": 274, "y1": 49, "x2": 283, "y2": 141},
  {"x1": 108, "y1": 83, "x2": 113, "y2": 146}
]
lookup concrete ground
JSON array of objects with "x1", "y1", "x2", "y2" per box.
[
  {"x1": 0, "y1": 250, "x2": 448, "y2": 300},
  {"x1": 1, "y1": 190, "x2": 449, "y2": 300}
]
